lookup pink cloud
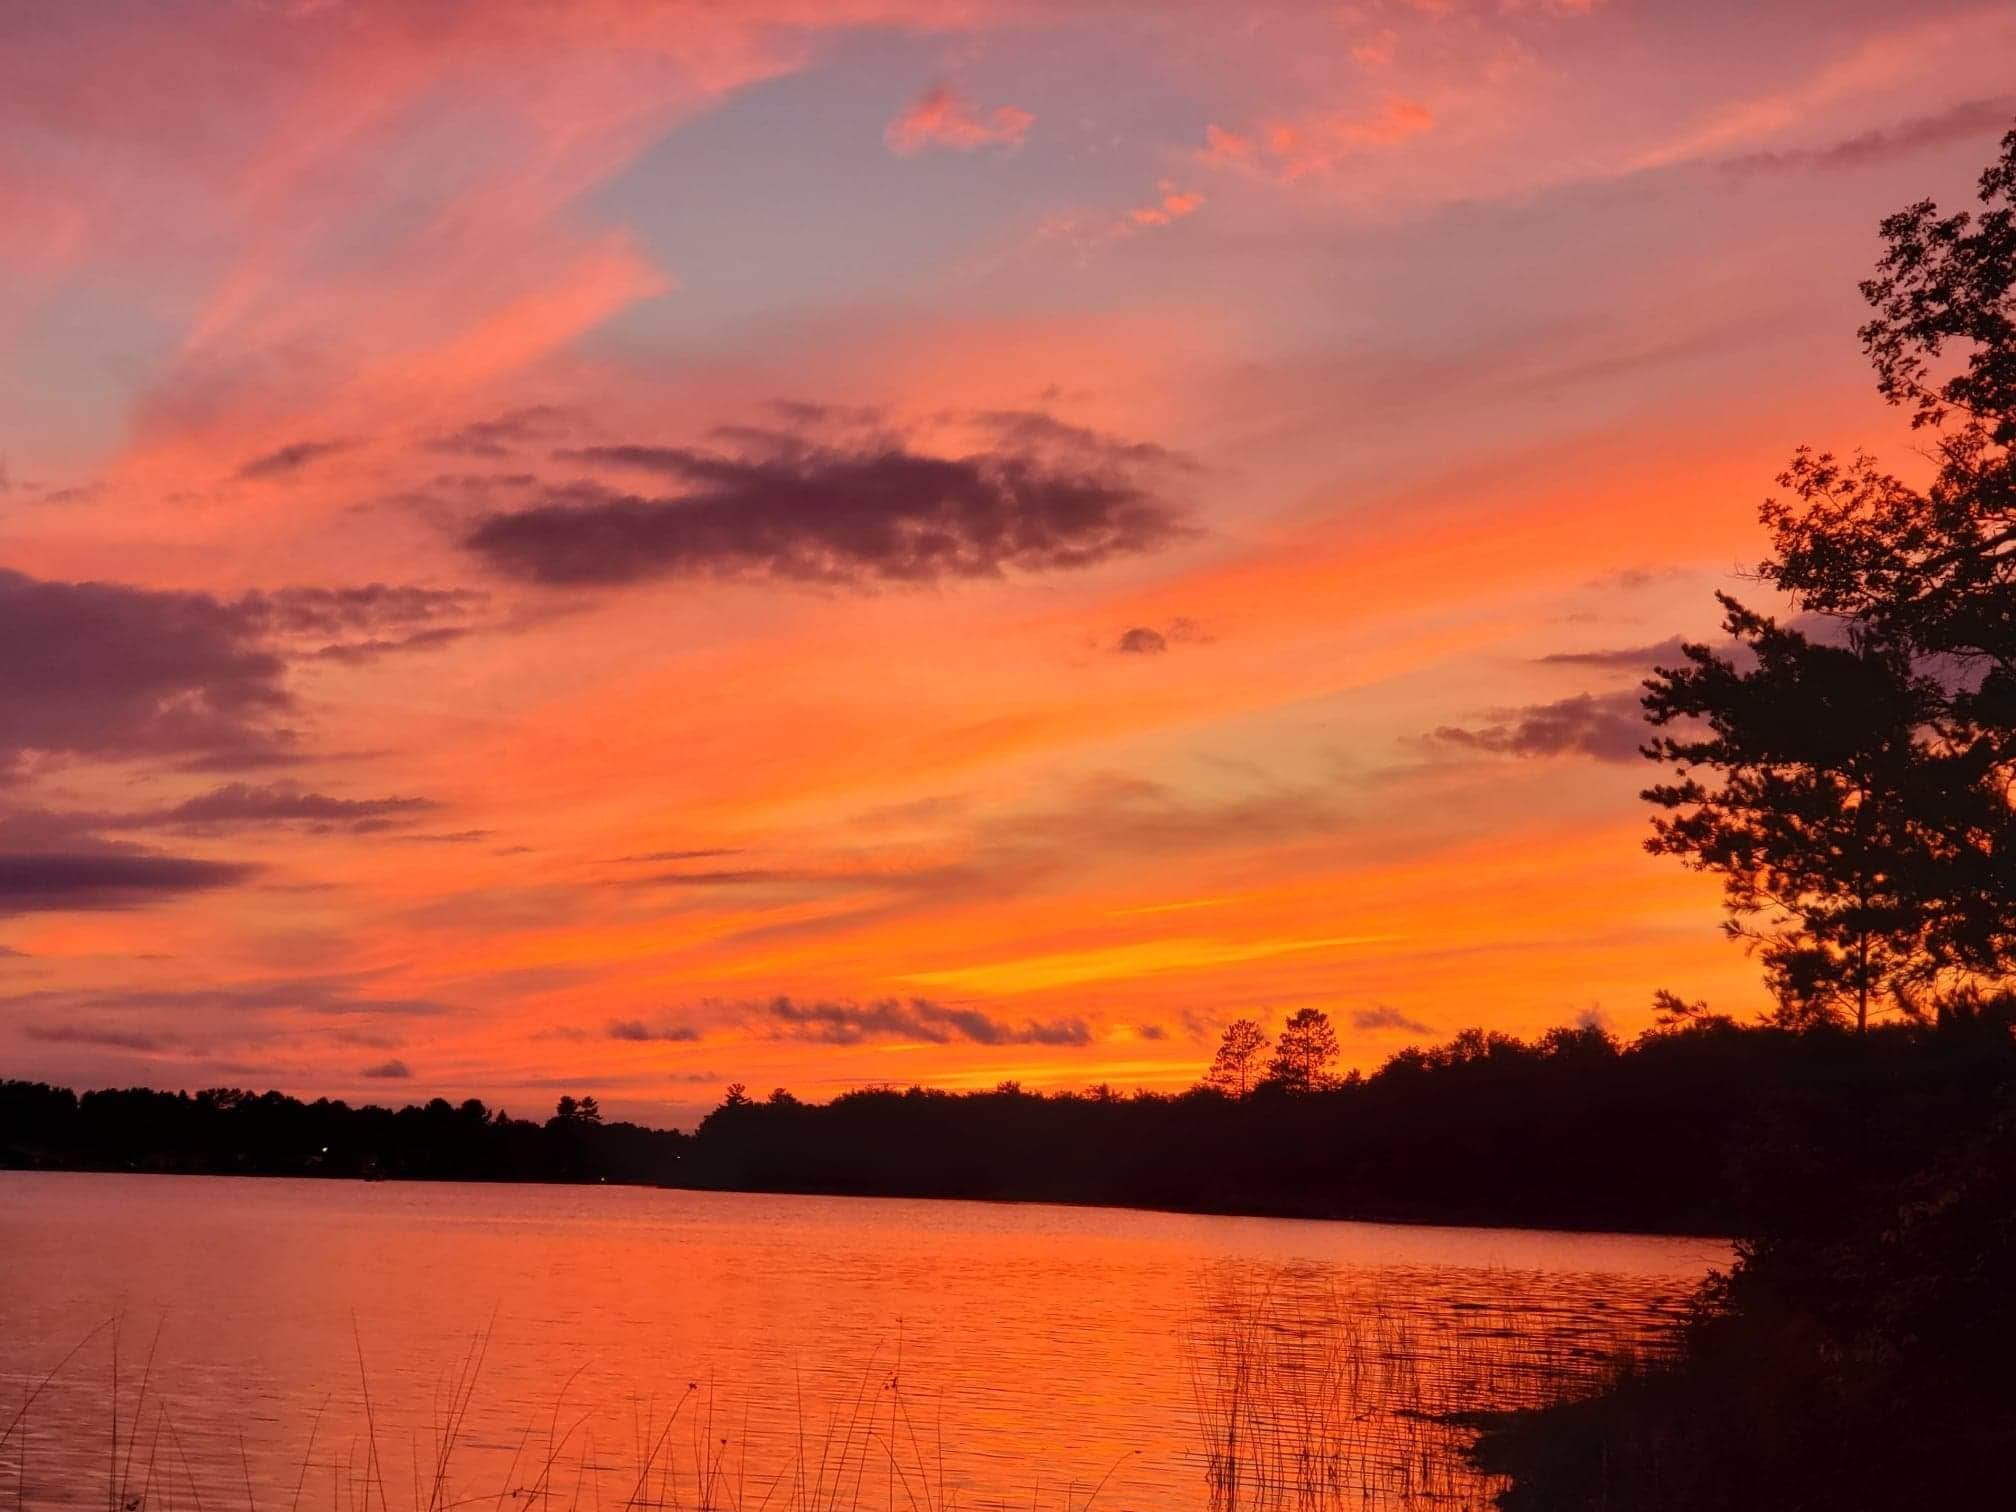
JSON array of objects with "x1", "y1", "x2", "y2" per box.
[
  {"x1": 1128, "y1": 182, "x2": 1206, "y2": 228},
  {"x1": 1034, "y1": 180, "x2": 1206, "y2": 256},
  {"x1": 885, "y1": 85, "x2": 1034, "y2": 155},
  {"x1": 1202, "y1": 98, "x2": 1435, "y2": 183}
]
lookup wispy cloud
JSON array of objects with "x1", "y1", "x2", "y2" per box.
[
  {"x1": 1201, "y1": 98, "x2": 1434, "y2": 183},
  {"x1": 237, "y1": 438, "x2": 351, "y2": 480}
]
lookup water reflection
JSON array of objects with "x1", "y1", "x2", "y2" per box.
[{"x1": 0, "y1": 1174, "x2": 1722, "y2": 1510}]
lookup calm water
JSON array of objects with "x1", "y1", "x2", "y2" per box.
[{"x1": 0, "y1": 1174, "x2": 1727, "y2": 1510}]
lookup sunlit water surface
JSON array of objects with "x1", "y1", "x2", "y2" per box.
[{"x1": 1, "y1": 1174, "x2": 1727, "y2": 1510}]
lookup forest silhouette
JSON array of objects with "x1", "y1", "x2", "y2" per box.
[{"x1": 7, "y1": 1007, "x2": 2011, "y2": 1240}]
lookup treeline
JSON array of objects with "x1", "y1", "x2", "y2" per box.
[
  {"x1": 677, "y1": 1010, "x2": 2016, "y2": 1234},
  {"x1": 0, "y1": 1082, "x2": 689, "y2": 1184},
  {"x1": 12, "y1": 1013, "x2": 2013, "y2": 1234}
]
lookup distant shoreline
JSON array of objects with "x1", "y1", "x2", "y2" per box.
[{"x1": 0, "y1": 1161, "x2": 1735, "y2": 1242}]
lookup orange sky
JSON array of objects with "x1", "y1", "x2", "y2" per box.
[{"x1": 4, "y1": 0, "x2": 2014, "y2": 1123}]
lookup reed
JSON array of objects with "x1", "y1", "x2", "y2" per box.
[
  {"x1": 1182, "y1": 1264, "x2": 1680, "y2": 1510},
  {"x1": 6, "y1": 1281, "x2": 1680, "y2": 1512},
  {"x1": 2, "y1": 1325, "x2": 1135, "y2": 1512}
]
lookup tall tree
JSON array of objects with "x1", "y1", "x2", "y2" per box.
[
  {"x1": 1644, "y1": 125, "x2": 2016, "y2": 1026},
  {"x1": 1265, "y1": 1008, "x2": 1340, "y2": 1092},
  {"x1": 1205, "y1": 1019, "x2": 1269, "y2": 1097},
  {"x1": 1644, "y1": 599, "x2": 1954, "y2": 1029}
]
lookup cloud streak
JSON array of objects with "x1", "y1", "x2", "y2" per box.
[
  {"x1": 133, "y1": 782, "x2": 438, "y2": 833},
  {"x1": 0, "y1": 852, "x2": 255, "y2": 915},
  {"x1": 761, "y1": 996, "x2": 1091, "y2": 1047},
  {"x1": 1720, "y1": 96, "x2": 2016, "y2": 176},
  {"x1": 607, "y1": 1018, "x2": 703, "y2": 1042}
]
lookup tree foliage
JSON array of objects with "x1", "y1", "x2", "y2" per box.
[{"x1": 1644, "y1": 126, "x2": 2016, "y2": 1027}]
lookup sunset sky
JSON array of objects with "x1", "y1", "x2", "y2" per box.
[{"x1": 4, "y1": 0, "x2": 2014, "y2": 1124}]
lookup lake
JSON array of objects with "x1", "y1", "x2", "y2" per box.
[{"x1": 0, "y1": 1173, "x2": 1727, "y2": 1510}]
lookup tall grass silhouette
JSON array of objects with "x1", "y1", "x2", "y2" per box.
[
  {"x1": 2, "y1": 1319, "x2": 1136, "y2": 1512},
  {"x1": 1184, "y1": 1264, "x2": 1680, "y2": 1509},
  {"x1": 5, "y1": 1282, "x2": 1682, "y2": 1512}
]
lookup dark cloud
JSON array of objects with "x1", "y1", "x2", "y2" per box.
[
  {"x1": 1431, "y1": 689, "x2": 1646, "y2": 763},
  {"x1": 613, "y1": 848, "x2": 743, "y2": 863},
  {"x1": 1537, "y1": 637, "x2": 1688, "y2": 671},
  {"x1": 134, "y1": 781, "x2": 436, "y2": 833},
  {"x1": 0, "y1": 569, "x2": 295, "y2": 773},
  {"x1": 466, "y1": 420, "x2": 1186, "y2": 588},
  {"x1": 0, "y1": 571, "x2": 491, "y2": 776},
  {"x1": 762, "y1": 995, "x2": 1091, "y2": 1047},
  {"x1": 1113, "y1": 617, "x2": 1204, "y2": 655},
  {"x1": 360, "y1": 1058, "x2": 412, "y2": 1078},
  {"x1": 607, "y1": 1018, "x2": 704, "y2": 1042},
  {"x1": 237, "y1": 439, "x2": 351, "y2": 479},
  {"x1": 1351, "y1": 1005, "x2": 1433, "y2": 1034},
  {"x1": 1722, "y1": 98, "x2": 2016, "y2": 175},
  {"x1": 1134, "y1": 1022, "x2": 1170, "y2": 1040},
  {"x1": 21, "y1": 1022, "x2": 168, "y2": 1052},
  {"x1": 0, "y1": 852, "x2": 255, "y2": 915}
]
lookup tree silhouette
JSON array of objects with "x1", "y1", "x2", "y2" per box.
[
  {"x1": 1205, "y1": 1018, "x2": 1269, "y2": 1096},
  {"x1": 1643, "y1": 597, "x2": 1955, "y2": 1029},
  {"x1": 1264, "y1": 1007, "x2": 1340, "y2": 1091},
  {"x1": 1645, "y1": 126, "x2": 2016, "y2": 1027}
]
